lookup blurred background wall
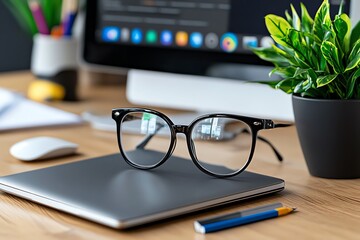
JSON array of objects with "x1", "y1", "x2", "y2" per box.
[{"x1": 0, "y1": 1, "x2": 32, "y2": 72}]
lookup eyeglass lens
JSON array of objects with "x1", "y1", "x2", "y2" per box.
[
  {"x1": 120, "y1": 112, "x2": 172, "y2": 168},
  {"x1": 120, "y1": 111, "x2": 254, "y2": 176},
  {"x1": 190, "y1": 117, "x2": 253, "y2": 175}
]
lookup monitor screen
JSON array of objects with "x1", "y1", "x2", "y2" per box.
[{"x1": 83, "y1": 0, "x2": 350, "y2": 77}]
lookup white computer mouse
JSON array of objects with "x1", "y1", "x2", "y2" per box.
[{"x1": 10, "y1": 136, "x2": 78, "y2": 161}]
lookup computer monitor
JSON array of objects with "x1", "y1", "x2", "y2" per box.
[{"x1": 82, "y1": 0, "x2": 358, "y2": 121}]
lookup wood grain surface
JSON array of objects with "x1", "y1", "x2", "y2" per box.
[{"x1": 0, "y1": 72, "x2": 359, "y2": 240}]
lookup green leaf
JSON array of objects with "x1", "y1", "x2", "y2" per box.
[
  {"x1": 265, "y1": 14, "x2": 292, "y2": 47},
  {"x1": 313, "y1": 0, "x2": 332, "y2": 41},
  {"x1": 3, "y1": 0, "x2": 64, "y2": 36},
  {"x1": 300, "y1": 2, "x2": 313, "y2": 32},
  {"x1": 275, "y1": 78, "x2": 302, "y2": 94},
  {"x1": 338, "y1": 0, "x2": 345, "y2": 15},
  {"x1": 303, "y1": 79, "x2": 313, "y2": 91},
  {"x1": 345, "y1": 39, "x2": 360, "y2": 72},
  {"x1": 319, "y1": 56, "x2": 328, "y2": 71},
  {"x1": 321, "y1": 41, "x2": 344, "y2": 74},
  {"x1": 293, "y1": 68, "x2": 309, "y2": 79},
  {"x1": 292, "y1": 69, "x2": 315, "y2": 93},
  {"x1": 285, "y1": 10, "x2": 292, "y2": 26},
  {"x1": 40, "y1": 0, "x2": 52, "y2": 29},
  {"x1": 302, "y1": 69, "x2": 317, "y2": 91},
  {"x1": 294, "y1": 52, "x2": 311, "y2": 69},
  {"x1": 306, "y1": 68, "x2": 318, "y2": 82},
  {"x1": 308, "y1": 47, "x2": 322, "y2": 69},
  {"x1": 271, "y1": 45, "x2": 298, "y2": 65},
  {"x1": 346, "y1": 68, "x2": 360, "y2": 98},
  {"x1": 334, "y1": 80, "x2": 347, "y2": 99},
  {"x1": 288, "y1": 29, "x2": 303, "y2": 54},
  {"x1": 300, "y1": 88, "x2": 322, "y2": 98},
  {"x1": 252, "y1": 47, "x2": 289, "y2": 67},
  {"x1": 350, "y1": 21, "x2": 360, "y2": 49},
  {"x1": 302, "y1": 32, "x2": 322, "y2": 45},
  {"x1": 323, "y1": 30, "x2": 334, "y2": 42},
  {"x1": 260, "y1": 80, "x2": 280, "y2": 89},
  {"x1": 3, "y1": 0, "x2": 38, "y2": 36},
  {"x1": 334, "y1": 14, "x2": 351, "y2": 53},
  {"x1": 270, "y1": 66, "x2": 297, "y2": 78},
  {"x1": 334, "y1": 17, "x2": 347, "y2": 43},
  {"x1": 275, "y1": 79, "x2": 294, "y2": 93},
  {"x1": 40, "y1": 0, "x2": 63, "y2": 29},
  {"x1": 288, "y1": 30, "x2": 315, "y2": 68},
  {"x1": 294, "y1": 80, "x2": 308, "y2": 93},
  {"x1": 290, "y1": 4, "x2": 301, "y2": 30},
  {"x1": 316, "y1": 74, "x2": 338, "y2": 87}
]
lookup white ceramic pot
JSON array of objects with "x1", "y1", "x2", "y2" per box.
[{"x1": 30, "y1": 34, "x2": 78, "y2": 101}]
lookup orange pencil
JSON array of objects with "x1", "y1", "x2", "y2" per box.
[{"x1": 51, "y1": 25, "x2": 64, "y2": 39}]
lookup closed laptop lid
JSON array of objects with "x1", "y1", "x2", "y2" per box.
[{"x1": 0, "y1": 150, "x2": 284, "y2": 229}]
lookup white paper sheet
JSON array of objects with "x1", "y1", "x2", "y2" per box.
[{"x1": 0, "y1": 88, "x2": 82, "y2": 131}]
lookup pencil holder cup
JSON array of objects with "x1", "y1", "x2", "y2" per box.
[{"x1": 29, "y1": 34, "x2": 78, "y2": 101}]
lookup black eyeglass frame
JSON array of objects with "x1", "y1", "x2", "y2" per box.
[{"x1": 112, "y1": 108, "x2": 289, "y2": 178}]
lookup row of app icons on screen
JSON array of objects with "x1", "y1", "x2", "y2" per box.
[{"x1": 102, "y1": 26, "x2": 274, "y2": 52}]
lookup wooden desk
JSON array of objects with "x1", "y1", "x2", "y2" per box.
[{"x1": 0, "y1": 72, "x2": 359, "y2": 240}]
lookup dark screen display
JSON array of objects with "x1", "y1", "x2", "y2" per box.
[{"x1": 84, "y1": 0, "x2": 350, "y2": 77}]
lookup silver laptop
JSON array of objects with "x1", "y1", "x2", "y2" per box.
[{"x1": 0, "y1": 150, "x2": 284, "y2": 229}]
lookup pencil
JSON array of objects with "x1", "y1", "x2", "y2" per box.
[
  {"x1": 194, "y1": 206, "x2": 296, "y2": 234},
  {"x1": 28, "y1": 0, "x2": 49, "y2": 35},
  {"x1": 63, "y1": 12, "x2": 77, "y2": 36},
  {"x1": 51, "y1": 25, "x2": 64, "y2": 39},
  {"x1": 62, "y1": 0, "x2": 78, "y2": 36},
  {"x1": 61, "y1": 0, "x2": 70, "y2": 23},
  {"x1": 196, "y1": 202, "x2": 283, "y2": 226}
]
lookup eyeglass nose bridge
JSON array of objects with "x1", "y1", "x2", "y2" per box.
[{"x1": 173, "y1": 125, "x2": 188, "y2": 134}]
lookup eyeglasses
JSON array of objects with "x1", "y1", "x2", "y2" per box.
[{"x1": 112, "y1": 108, "x2": 291, "y2": 178}]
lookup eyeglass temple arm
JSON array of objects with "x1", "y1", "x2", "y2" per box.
[
  {"x1": 263, "y1": 120, "x2": 293, "y2": 129},
  {"x1": 261, "y1": 121, "x2": 293, "y2": 161},
  {"x1": 122, "y1": 115, "x2": 165, "y2": 150},
  {"x1": 274, "y1": 123, "x2": 293, "y2": 128},
  {"x1": 237, "y1": 129, "x2": 283, "y2": 162},
  {"x1": 135, "y1": 122, "x2": 165, "y2": 150},
  {"x1": 256, "y1": 135, "x2": 283, "y2": 161}
]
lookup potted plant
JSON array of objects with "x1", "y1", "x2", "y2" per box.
[{"x1": 252, "y1": 0, "x2": 360, "y2": 178}]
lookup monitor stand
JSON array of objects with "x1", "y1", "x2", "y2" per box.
[{"x1": 126, "y1": 69, "x2": 294, "y2": 121}]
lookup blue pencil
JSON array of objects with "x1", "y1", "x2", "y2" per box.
[
  {"x1": 63, "y1": 12, "x2": 77, "y2": 36},
  {"x1": 194, "y1": 207, "x2": 296, "y2": 234},
  {"x1": 62, "y1": 0, "x2": 78, "y2": 36}
]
